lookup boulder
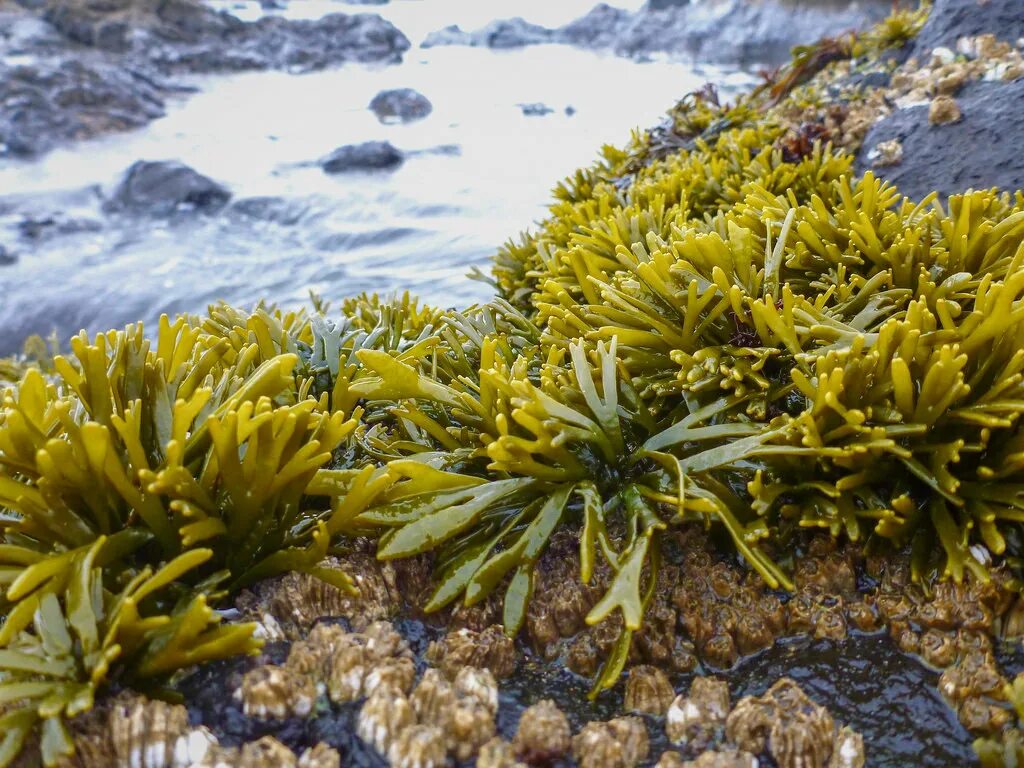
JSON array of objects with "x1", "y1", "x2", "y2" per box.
[
  {"x1": 321, "y1": 141, "x2": 404, "y2": 173},
  {"x1": 910, "y1": 0, "x2": 1024, "y2": 61},
  {"x1": 369, "y1": 88, "x2": 432, "y2": 124},
  {"x1": 856, "y1": 78, "x2": 1024, "y2": 201},
  {"x1": 422, "y1": 17, "x2": 554, "y2": 49},
  {"x1": 105, "y1": 160, "x2": 231, "y2": 216},
  {"x1": 0, "y1": 58, "x2": 167, "y2": 158}
]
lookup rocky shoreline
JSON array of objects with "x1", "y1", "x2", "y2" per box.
[{"x1": 0, "y1": 0, "x2": 410, "y2": 157}]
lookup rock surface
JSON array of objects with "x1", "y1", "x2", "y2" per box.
[
  {"x1": 321, "y1": 141, "x2": 405, "y2": 173},
  {"x1": 369, "y1": 87, "x2": 433, "y2": 124},
  {"x1": 422, "y1": 0, "x2": 893, "y2": 67},
  {"x1": 106, "y1": 160, "x2": 231, "y2": 216},
  {"x1": 0, "y1": 0, "x2": 410, "y2": 157}
]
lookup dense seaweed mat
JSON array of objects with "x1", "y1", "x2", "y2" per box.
[{"x1": 3, "y1": 2, "x2": 1024, "y2": 764}]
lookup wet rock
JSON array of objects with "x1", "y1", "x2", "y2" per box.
[
  {"x1": 321, "y1": 141, "x2": 404, "y2": 173},
  {"x1": 228, "y1": 196, "x2": 307, "y2": 226},
  {"x1": 518, "y1": 103, "x2": 554, "y2": 117},
  {"x1": 572, "y1": 717, "x2": 649, "y2": 768},
  {"x1": 857, "y1": 79, "x2": 1024, "y2": 200},
  {"x1": 513, "y1": 699, "x2": 571, "y2": 763},
  {"x1": 369, "y1": 87, "x2": 432, "y2": 124},
  {"x1": 422, "y1": 17, "x2": 554, "y2": 49},
  {"x1": 0, "y1": 58, "x2": 167, "y2": 158},
  {"x1": 421, "y1": 0, "x2": 891, "y2": 67},
  {"x1": 558, "y1": 3, "x2": 632, "y2": 48},
  {"x1": 105, "y1": 160, "x2": 230, "y2": 216},
  {"x1": 910, "y1": 0, "x2": 1024, "y2": 62}
]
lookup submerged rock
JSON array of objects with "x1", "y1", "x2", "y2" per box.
[
  {"x1": 105, "y1": 160, "x2": 230, "y2": 216},
  {"x1": 321, "y1": 141, "x2": 404, "y2": 173},
  {"x1": 369, "y1": 87, "x2": 433, "y2": 124}
]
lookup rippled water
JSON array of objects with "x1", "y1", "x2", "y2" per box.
[{"x1": 0, "y1": 0, "x2": 755, "y2": 354}]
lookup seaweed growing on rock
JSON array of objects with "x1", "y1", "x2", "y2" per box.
[{"x1": 3, "y1": 2, "x2": 1024, "y2": 764}]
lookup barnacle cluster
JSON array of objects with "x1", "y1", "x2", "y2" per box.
[{"x1": 2, "y1": 1, "x2": 1024, "y2": 764}]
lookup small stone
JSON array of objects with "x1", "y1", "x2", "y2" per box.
[
  {"x1": 322, "y1": 141, "x2": 404, "y2": 173},
  {"x1": 369, "y1": 88, "x2": 433, "y2": 123},
  {"x1": 929, "y1": 95, "x2": 962, "y2": 125}
]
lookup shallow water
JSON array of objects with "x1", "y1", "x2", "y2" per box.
[{"x1": 0, "y1": 0, "x2": 754, "y2": 354}]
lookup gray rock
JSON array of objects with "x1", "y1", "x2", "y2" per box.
[
  {"x1": 910, "y1": 0, "x2": 1024, "y2": 60},
  {"x1": 559, "y1": 3, "x2": 631, "y2": 48},
  {"x1": 421, "y1": 0, "x2": 891, "y2": 67},
  {"x1": 856, "y1": 79, "x2": 1024, "y2": 201},
  {"x1": 369, "y1": 87, "x2": 432, "y2": 124},
  {"x1": 519, "y1": 103, "x2": 554, "y2": 117},
  {"x1": 0, "y1": 58, "x2": 167, "y2": 158},
  {"x1": 228, "y1": 196, "x2": 307, "y2": 225},
  {"x1": 321, "y1": 141, "x2": 404, "y2": 173},
  {"x1": 422, "y1": 17, "x2": 554, "y2": 49},
  {"x1": 106, "y1": 160, "x2": 231, "y2": 216}
]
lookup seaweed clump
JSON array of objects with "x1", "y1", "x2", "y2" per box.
[{"x1": 3, "y1": 2, "x2": 1024, "y2": 764}]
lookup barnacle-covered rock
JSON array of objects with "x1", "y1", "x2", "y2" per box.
[
  {"x1": 660, "y1": 750, "x2": 758, "y2": 768},
  {"x1": 625, "y1": 665, "x2": 675, "y2": 715},
  {"x1": 357, "y1": 685, "x2": 416, "y2": 755},
  {"x1": 386, "y1": 725, "x2": 448, "y2": 768},
  {"x1": 242, "y1": 554, "x2": 397, "y2": 637},
  {"x1": 513, "y1": 699, "x2": 572, "y2": 762},
  {"x1": 426, "y1": 625, "x2": 517, "y2": 679},
  {"x1": 67, "y1": 693, "x2": 216, "y2": 768},
  {"x1": 572, "y1": 717, "x2": 650, "y2": 768},
  {"x1": 236, "y1": 665, "x2": 317, "y2": 719},
  {"x1": 666, "y1": 677, "x2": 730, "y2": 747},
  {"x1": 726, "y1": 679, "x2": 840, "y2": 768},
  {"x1": 365, "y1": 656, "x2": 417, "y2": 697},
  {"x1": 408, "y1": 667, "x2": 497, "y2": 760},
  {"x1": 455, "y1": 667, "x2": 500, "y2": 715},
  {"x1": 199, "y1": 736, "x2": 298, "y2": 768},
  {"x1": 477, "y1": 738, "x2": 528, "y2": 768}
]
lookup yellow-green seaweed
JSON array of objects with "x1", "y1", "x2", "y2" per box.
[{"x1": 2, "y1": 1, "x2": 1024, "y2": 763}]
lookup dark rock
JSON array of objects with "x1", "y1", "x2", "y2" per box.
[
  {"x1": 559, "y1": 3, "x2": 632, "y2": 48},
  {"x1": 421, "y1": 0, "x2": 891, "y2": 67},
  {"x1": 369, "y1": 87, "x2": 432, "y2": 124},
  {"x1": 106, "y1": 160, "x2": 231, "y2": 216},
  {"x1": 856, "y1": 79, "x2": 1024, "y2": 201},
  {"x1": 0, "y1": 246, "x2": 17, "y2": 266},
  {"x1": 519, "y1": 103, "x2": 554, "y2": 117},
  {"x1": 910, "y1": 0, "x2": 1024, "y2": 60},
  {"x1": 0, "y1": 58, "x2": 167, "y2": 158},
  {"x1": 228, "y1": 196, "x2": 307, "y2": 226},
  {"x1": 18, "y1": 214, "x2": 103, "y2": 241},
  {"x1": 422, "y1": 17, "x2": 554, "y2": 49},
  {"x1": 144, "y1": 11, "x2": 411, "y2": 73},
  {"x1": 612, "y1": 0, "x2": 894, "y2": 66},
  {"x1": 321, "y1": 141, "x2": 404, "y2": 174}
]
